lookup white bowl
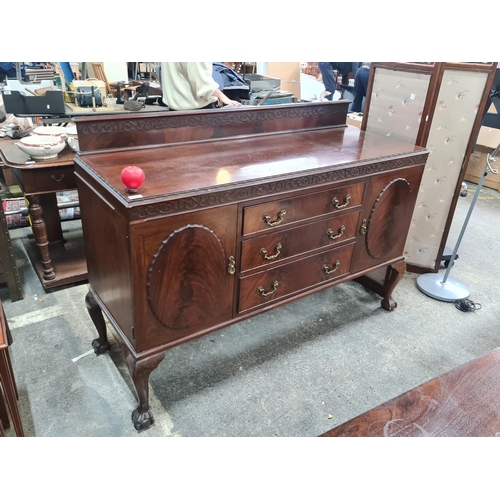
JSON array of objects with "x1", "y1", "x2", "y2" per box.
[
  {"x1": 17, "y1": 135, "x2": 66, "y2": 160},
  {"x1": 67, "y1": 135, "x2": 80, "y2": 152},
  {"x1": 32, "y1": 125, "x2": 69, "y2": 142},
  {"x1": 66, "y1": 125, "x2": 77, "y2": 136},
  {"x1": 65, "y1": 125, "x2": 79, "y2": 152}
]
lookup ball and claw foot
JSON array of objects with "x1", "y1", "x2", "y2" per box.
[
  {"x1": 132, "y1": 407, "x2": 155, "y2": 431},
  {"x1": 92, "y1": 338, "x2": 112, "y2": 355},
  {"x1": 381, "y1": 261, "x2": 405, "y2": 312},
  {"x1": 381, "y1": 298, "x2": 397, "y2": 311}
]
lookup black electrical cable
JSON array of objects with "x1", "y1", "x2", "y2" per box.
[{"x1": 454, "y1": 298, "x2": 482, "y2": 312}]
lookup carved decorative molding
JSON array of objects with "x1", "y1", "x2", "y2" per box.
[
  {"x1": 146, "y1": 224, "x2": 225, "y2": 330},
  {"x1": 129, "y1": 153, "x2": 428, "y2": 219},
  {"x1": 78, "y1": 104, "x2": 349, "y2": 135},
  {"x1": 365, "y1": 178, "x2": 411, "y2": 259}
]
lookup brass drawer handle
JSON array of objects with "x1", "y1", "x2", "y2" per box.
[
  {"x1": 228, "y1": 256, "x2": 236, "y2": 275},
  {"x1": 51, "y1": 174, "x2": 65, "y2": 182},
  {"x1": 322, "y1": 260, "x2": 340, "y2": 275},
  {"x1": 332, "y1": 194, "x2": 351, "y2": 209},
  {"x1": 257, "y1": 280, "x2": 279, "y2": 297},
  {"x1": 327, "y1": 225, "x2": 345, "y2": 240},
  {"x1": 260, "y1": 243, "x2": 282, "y2": 260},
  {"x1": 263, "y1": 209, "x2": 286, "y2": 227}
]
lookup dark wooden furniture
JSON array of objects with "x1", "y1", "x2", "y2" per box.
[
  {"x1": 0, "y1": 138, "x2": 87, "y2": 290},
  {"x1": 0, "y1": 198, "x2": 23, "y2": 301},
  {"x1": 73, "y1": 101, "x2": 429, "y2": 431},
  {"x1": 321, "y1": 347, "x2": 500, "y2": 437},
  {"x1": 0, "y1": 299, "x2": 24, "y2": 436}
]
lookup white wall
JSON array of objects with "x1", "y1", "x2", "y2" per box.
[{"x1": 102, "y1": 63, "x2": 129, "y2": 82}]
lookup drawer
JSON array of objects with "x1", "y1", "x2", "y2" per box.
[
  {"x1": 238, "y1": 242, "x2": 355, "y2": 313},
  {"x1": 34, "y1": 166, "x2": 77, "y2": 193},
  {"x1": 242, "y1": 182, "x2": 364, "y2": 236},
  {"x1": 240, "y1": 211, "x2": 360, "y2": 272}
]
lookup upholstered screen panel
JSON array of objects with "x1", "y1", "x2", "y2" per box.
[
  {"x1": 365, "y1": 68, "x2": 431, "y2": 144},
  {"x1": 363, "y1": 67, "x2": 432, "y2": 285},
  {"x1": 404, "y1": 69, "x2": 489, "y2": 269}
]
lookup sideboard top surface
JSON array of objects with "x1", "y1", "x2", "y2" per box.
[{"x1": 76, "y1": 126, "x2": 427, "y2": 204}]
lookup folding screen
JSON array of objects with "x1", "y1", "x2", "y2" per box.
[{"x1": 361, "y1": 62, "x2": 497, "y2": 274}]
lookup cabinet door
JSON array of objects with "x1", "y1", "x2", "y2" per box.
[
  {"x1": 130, "y1": 205, "x2": 237, "y2": 351},
  {"x1": 351, "y1": 166, "x2": 424, "y2": 274}
]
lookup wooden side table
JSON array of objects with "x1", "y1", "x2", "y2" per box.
[
  {"x1": 0, "y1": 299, "x2": 24, "y2": 436},
  {"x1": 0, "y1": 137, "x2": 87, "y2": 290}
]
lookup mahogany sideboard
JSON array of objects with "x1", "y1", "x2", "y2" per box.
[{"x1": 73, "y1": 101, "x2": 429, "y2": 431}]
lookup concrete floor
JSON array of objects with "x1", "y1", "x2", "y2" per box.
[{"x1": 1, "y1": 182, "x2": 500, "y2": 437}]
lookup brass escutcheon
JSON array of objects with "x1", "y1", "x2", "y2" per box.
[
  {"x1": 263, "y1": 209, "x2": 286, "y2": 227},
  {"x1": 332, "y1": 194, "x2": 351, "y2": 209},
  {"x1": 322, "y1": 260, "x2": 340, "y2": 275},
  {"x1": 257, "y1": 280, "x2": 279, "y2": 297},
  {"x1": 360, "y1": 219, "x2": 367, "y2": 235},
  {"x1": 327, "y1": 225, "x2": 346, "y2": 240},
  {"x1": 260, "y1": 243, "x2": 283, "y2": 260},
  {"x1": 228, "y1": 256, "x2": 236, "y2": 275}
]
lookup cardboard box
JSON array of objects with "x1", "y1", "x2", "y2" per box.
[
  {"x1": 347, "y1": 112, "x2": 363, "y2": 129},
  {"x1": 476, "y1": 125, "x2": 500, "y2": 150},
  {"x1": 464, "y1": 124, "x2": 500, "y2": 191},
  {"x1": 464, "y1": 145, "x2": 500, "y2": 191}
]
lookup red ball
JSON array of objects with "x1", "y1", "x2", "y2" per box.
[{"x1": 121, "y1": 166, "x2": 145, "y2": 192}]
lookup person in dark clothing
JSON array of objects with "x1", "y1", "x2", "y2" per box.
[
  {"x1": 351, "y1": 62, "x2": 371, "y2": 113},
  {"x1": 318, "y1": 62, "x2": 361, "y2": 100}
]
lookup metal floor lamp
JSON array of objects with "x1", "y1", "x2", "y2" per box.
[{"x1": 417, "y1": 143, "x2": 500, "y2": 301}]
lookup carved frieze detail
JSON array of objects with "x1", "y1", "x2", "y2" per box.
[
  {"x1": 78, "y1": 104, "x2": 349, "y2": 135},
  {"x1": 365, "y1": 178, "x2": 411, "y2": 259},
  {"x1": 129, "y1": 153, "x2": 428, "y2": 219}
]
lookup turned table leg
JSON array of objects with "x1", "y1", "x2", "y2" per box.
[
  {"x1": 39, "y1": 193, "x2": 64, "y2": 244},
  {"x1": 381, "y1": 261, "x2": 406, "y2": 311},
  {"x1": 125, "y1": 350, "x2": 165, "y2": 431},
  {"x1": 85, "y1": 291, "x2": 112, "y2": 355},
  {"x1": 27, "y1": 194, "x2": 55, "y2": 281}
]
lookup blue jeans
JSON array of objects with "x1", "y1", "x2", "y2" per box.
[
  {"x1": 351, "y1": 65, "x2": 370, "y2": 112},
  {"x1": 318, "y1": 62, "x2": 361, "y2": 100}
]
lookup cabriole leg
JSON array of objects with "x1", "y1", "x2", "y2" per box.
[
  {"x1": 381, "y1": 261, "x2": 406, "y2": 311},
  {"x1": 85, "y1": 291, "x2": 111, "y2": 355},
  {"x1": 125, "y1": 350, "x2": 165, "y2": 431}
]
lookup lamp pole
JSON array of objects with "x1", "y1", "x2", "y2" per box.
[{"x1": 416, "y1": 143, "x2": 500, "y2": 301}]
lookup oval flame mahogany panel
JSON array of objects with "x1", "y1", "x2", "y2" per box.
[
  {"x1": 147, "y1": 224, "x2": 226, "y2": 330},
  {"x1": 366, "y1": 178, "x2": 412, "y2": 259}
]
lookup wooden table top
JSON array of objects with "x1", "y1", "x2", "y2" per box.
[
  {"x1": 78, "y1": 126, "x2": 427, "y2": 202},
  {"x1": 321, "y1": 347, "x2": 500, "y2": 437},
  {"x1": 0, "y1": 137, "x2": 75, "y2": 169}
]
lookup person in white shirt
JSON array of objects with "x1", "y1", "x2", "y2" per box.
[{"x1": 160, "y1": 62, "x2": 241, "y2": 111}]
